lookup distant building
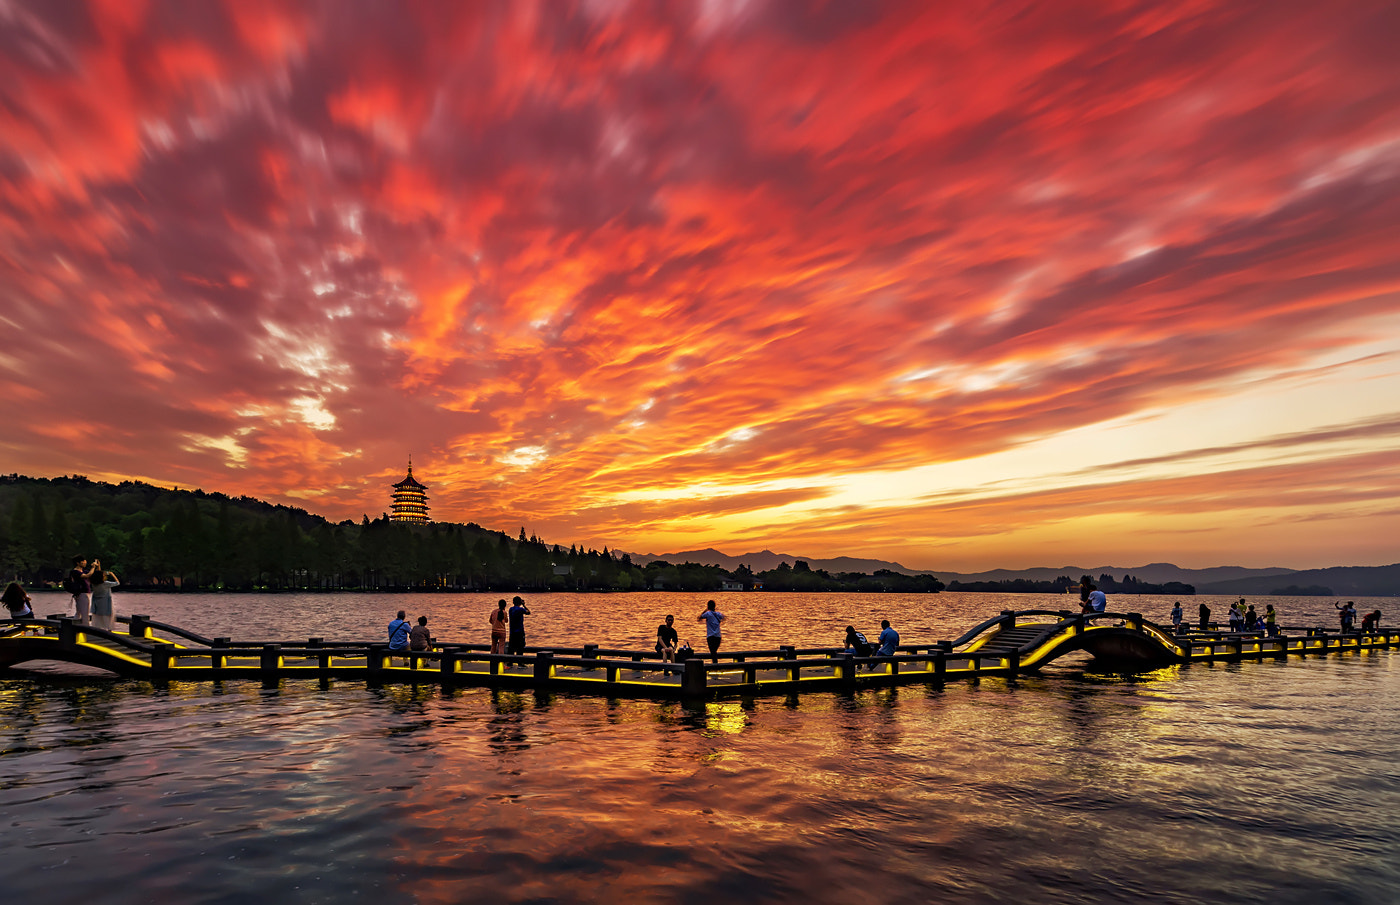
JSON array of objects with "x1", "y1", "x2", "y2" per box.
[{"x1": 389, "y1": 458, "x2": 430, "y2": 523}]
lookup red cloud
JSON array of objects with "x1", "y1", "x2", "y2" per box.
[{"x1": 2, "y1": 0, "x2": 1398, "y2": 568}]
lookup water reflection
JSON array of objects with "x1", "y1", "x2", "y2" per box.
[{"x1": 4, "y1": 595, "x2": 1400, "y2": 904}]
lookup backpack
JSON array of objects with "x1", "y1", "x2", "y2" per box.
[{"x1": 63, "y1": 570, "x2": 81, "y2": 597}]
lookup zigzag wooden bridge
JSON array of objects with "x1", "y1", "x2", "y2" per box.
[{"x1": 2, "y1": 609, "x2": 1397, "y2": 699}]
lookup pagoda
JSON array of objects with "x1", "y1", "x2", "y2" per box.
[{"x1": 389, "y1": 457, "x2": 430, "y2": 523}]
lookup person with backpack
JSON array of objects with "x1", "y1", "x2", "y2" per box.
[{"x1": 387, "y1": 610, "x2": 411, "y2": 651}]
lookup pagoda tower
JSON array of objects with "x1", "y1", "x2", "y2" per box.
[{"x1": 389, "y1": 457, "x2": 430, "y2": 523}]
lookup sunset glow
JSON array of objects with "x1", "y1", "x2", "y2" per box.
[{"x1": 3, "y1": 0, "x2": 1398, "y2": 569}]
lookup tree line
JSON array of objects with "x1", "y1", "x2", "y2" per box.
[{"x1": 0, "y1": 475, "x2": 945, "y2": 594}]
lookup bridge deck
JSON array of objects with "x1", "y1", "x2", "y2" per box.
[{"x1": 2, "y1": 610, "x2": 1397, "y2": 699}]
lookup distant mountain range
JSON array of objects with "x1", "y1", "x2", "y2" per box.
[{"x1": 621, "y1": 549, "x2": 1400, "y2": 596}]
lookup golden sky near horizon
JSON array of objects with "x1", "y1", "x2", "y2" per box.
[{"x1": 2, "y1": 0, "x2": 1398, "y2": 570}]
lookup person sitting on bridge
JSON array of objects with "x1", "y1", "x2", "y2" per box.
[
  {"x1": 1361, "y1": 609, "x2": 1381, "y2": 634},
  {"x1": 409, "y1": 615, "x2": 432, "y2": 652},
  {"x1": 1244, "y1": 605, "x2": 1259, "y2": 632},
  {"x1": 1085, "y1": 584, "x2": 1107, "y2": 614},
  {"x1": 844, "y1": 625, "x2": 872, "y2": 657},
  {"x1": 656, "y1": 615, "x2": 679, "y2": 662},
  {"x1": 2, "y1": 581, "x2": 33, "y2": 620},
  {"x1": 387, "y1": 610, "x2": 411, "y2": 652},
  {"x1": 876, "y1": 619, "x2": 900, "y2": 657}
]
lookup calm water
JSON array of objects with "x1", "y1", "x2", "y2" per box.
[{"x1": 3, "y1": 591, "x2": 1399, "y2": 904}]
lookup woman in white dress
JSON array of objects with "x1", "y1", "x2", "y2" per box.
[{"x1": 90, "y1": 570, "x2": 119, "y2": 632}]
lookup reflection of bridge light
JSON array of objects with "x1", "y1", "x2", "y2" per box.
[{"x1": 705, "y1": 701, "x2": 747, "y2": 735}]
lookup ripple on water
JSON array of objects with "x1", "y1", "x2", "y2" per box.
[{"x1": 4, "y1": 594, "x2": 1400, "y2": 903}]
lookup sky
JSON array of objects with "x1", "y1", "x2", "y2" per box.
[{"x1": 2, "y1": 0, "x2": 1399, "y2": 572}]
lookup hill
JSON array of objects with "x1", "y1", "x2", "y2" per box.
[
  {"x1": 1200, "y1": 564, "x2": 1400, "y2": 597},
  {"x1": 624, "y1": 550, "x2": 1300, "y2": 588}
]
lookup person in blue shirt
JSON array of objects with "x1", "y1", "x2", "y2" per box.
[
  {"x1": 877, "y1": 619, "x2": 899, "y2": 656},
  {"x1": 507, "y1": 596, "x2": 532, "y2": 655},
  {"x1": 1086, "y1": 584, "x2": 1107, "y2": 614},
  {"x1": 1170, "y1": 602, "x2": 1183, "y2": 632},
  {"x1": 387, "y1": 610, "x2": 411, "y2": 652}
]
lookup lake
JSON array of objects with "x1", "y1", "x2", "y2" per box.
[{"x1": 3, "y1": 591, "x2": 1398, "y2": 904}]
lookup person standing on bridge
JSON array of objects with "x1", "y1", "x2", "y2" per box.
[
  {"x1": 1198, "y1": 602, "x2": 1211, "y2": 631},
  {"x1": 1170, "y1": 602, "x2": 1183, "y2": 631},
  {"x1": 67, "y1": 555, "x2": 97, "y2": 626},
  {"x1": 387, "y1": 610, "x2": 411, "y2": 653},
  {"x1": 697, "y1": 599, "x2": 725, "y2": 661},
  {"x1": 1339, "y1": 601, "x2": 1357, "y2": 633},
  {"x1": 507, "y1": 596, "x2": 531, "y2": 655},
  {"x1": 90, "y1": 569, "x2": 119, "y2": 632},
  {"x1": 1264, "y1": 604, "x2": 1278, "y2": 637},
  {"x1": 876, "y1": 619, "x2": 900, "y2": 657},
  {"x1": 488, "y1": 599, "x2": 509, "y2": 654}
]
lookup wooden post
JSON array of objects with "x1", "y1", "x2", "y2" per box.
[
  {"x1": 533, "y1": 651, "x2": 553, "y2": 682},
  {"x1": 58, "y1": 617, "x2": 79, "y2": 651},
  {"x1": 583, "y1": 643, "x2": 598, "y2": 660},
  {"x1": 150, "y1": 642, "x2": 171, "y2": 678},
  {"x1": 260, "y1": 644, "x2": 281, "y2": 675},
  {"x1": 128, "y1": 614, "x2": 151, "y2": 639},
  {"x1": 212, "y1": 637, "x2": 228, "y2": 671},
  {"x1": 440, "y1": 651, "x2": 456, "y2": 677},
  {"x1": 682, "y1": 657, "x2": 706, "y2": 696},
  {"x1": 1007, "y1": 649, "x2": 1020, "y2": 677},
  {"x1": 1127, "y1": 612, "x2": 1142, "y2": 632},
  {"x1": 933, "y1": 650, "x2": 946, "y2": 684},
  {"x1": 841, "y1": 653, "x2": 856, "y2": 690},
  {"x1": 367, "y1": 644, "x2": 385, "y2": 679}
]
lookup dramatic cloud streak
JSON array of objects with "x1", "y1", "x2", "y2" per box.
[{"x1": 2, "y1": 0, "x2": 1398, "y2": 569}]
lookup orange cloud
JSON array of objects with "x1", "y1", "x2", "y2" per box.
[{"x1": 2, "y1": 0, "x2": 1398, "y2": 569}]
